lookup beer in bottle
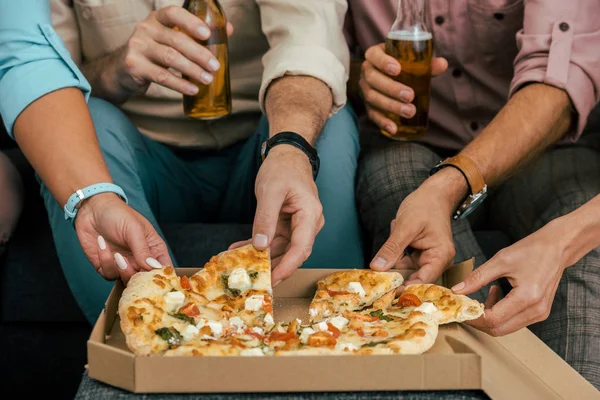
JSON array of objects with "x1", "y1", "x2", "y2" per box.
[
  {"x1": 182, "y1": 0, "x2": 232, "y2": 119},
  {"x1": 382, "y1": 0, "x2": 433, "y2": 140}
]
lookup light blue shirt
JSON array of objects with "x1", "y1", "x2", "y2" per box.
[{"x1": 0, "y1": 1, "x2": 91, "y2": 138}]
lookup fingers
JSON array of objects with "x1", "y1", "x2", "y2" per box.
[
  {"x1": 253, "y1": 187, "x2": 286, "y2": 251},
  {"x1": 147, "y1": 42, "x2": 215, "y2": 85},
  {"x1": 271, "y1": 211, "x2": 320, "y2": 283},
  {"x1": 467, "y1": 289, "x2": 530, "y2": 335},
  {"x1": 155, "y1": 6, "x2": 211, "y2": 39},
  {"x1": 229, "y1": 239, "x2": 252, "y2": 250},
  {"x1": 366, "y1": 106, "x2": 398, "y2": 134},
  {"x1": 125, "y1": 223, "x2": 166, "y2": 272},
  {"x1": 360, "y1": 78, "x2": 416, "y2": 119},
  {"x1": 97, "y1": 235, "x2": 119, "y2": 281},
  {"x1": 484, "y1": 285, "x2": 501, "y2": 309},
  {"x1": 130, "y1": 56, "x2": 199, "y2": 95},
  {"x1": 432, "y1": 57, "x2": 449, "y2": 77},
  {"x1": 365, "y1": 43, "x2": 400, "y2": 76},
  {"x1": 361, "y1": 62, "x2": 415, "y2": 104},
  {"x1": 451, "y1": 256, "x2": 505, "y2": 295},
  {"x1": 370, "y1": 219, "x2": 416, "y2": 271},
  {"x1": 226, "y1": 22, "x2": 234, "y2": 37},
  {"x1": 113, "y1": 252, "x2": 137, "y2": 283}
]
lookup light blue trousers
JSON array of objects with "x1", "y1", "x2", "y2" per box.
[{"x1": 40, "y1": 98, "x2": 364, "y2": 323}]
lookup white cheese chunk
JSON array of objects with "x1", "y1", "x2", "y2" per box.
[
  {"x1": 329, "y1": 316, "x2": 349, "y2": 331},
  {"x1": 309, "y1": 308, "x2": 318, "y2": 317},
  {"x1": 207, "y1": 320, "x2": 223, "y2": 338},
  {"x1": 229, "y1": 316, "x2": 246, "y2": 334},
  {"x1": 314, "y1": 321, "x2": 329, "y2": 332},
  {"x1": 264, "y1": 313, "x2": 274, "y2": 326},
  {"x1": 244, "y1": 295, "x2": 264, "y2": 311},
  {"x1": 415, "y1": 302, "x2": 437, "y2": 314},
  {"x1": 228, "y1": 268, "x2": 252, "y2": 293},
  {"x1": 300, "y1": 327, "x2": 316, "y2": 344},
  {"x1": 240, "y1": 347, "x2": 264, "y2": 356},
  {"x1": 180, "y1": 325, "x2": 200, "y2": 341},
  {"x1": 252, "y1": 327, "x2": 264, "y2": 335},
  {"x1": 335, "y1": 341, "x2": 359, "y2": 352},
  {"x1": 347, "y1": 282, "x2": 366, "y2": 297},
  {"x1": 164, "y1": 291, "x2": 185, "y2": 312}
]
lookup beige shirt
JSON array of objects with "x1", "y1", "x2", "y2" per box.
[{"x1": 51, "y1": 0, "x2": 349, "y2": 149}]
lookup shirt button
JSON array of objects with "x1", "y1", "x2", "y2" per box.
[
  {"x1": 470, "y1": 122, "x2": 479, "y2": 131},
  {"x1": 493, "y1": 13, "x2": 504, "y2": 21},
  {"x1": 435, "y1": 16, "x2": 445, "y2": 25},
  {"x1": 452, "y1": 68, "x2": 462, "y2": 78},
  {"x1": 559, "y1": 22, "x2": 570, "y2": 32}
]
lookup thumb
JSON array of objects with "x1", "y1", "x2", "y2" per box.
[
  {"x1": 126, "y1": 222, "x2": 164, "y2": 271},
  {"x1": 432, "y1": 57, "x2": 448, "y2": 77},
  {"x1": 370, "y1": 220, "x2": 415, "y2": 271},
  {"x1": 451, "y1": 259, "x2": 504, "y2": 295},
  {"x1": 252, "y1": 187, "x2": 285, "y2": 250}
]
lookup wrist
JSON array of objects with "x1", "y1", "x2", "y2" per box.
[
  {"x1": 77, "y1": 192, "x2": 122, "y2": 216},
  {"x1": 422, "y1": 167, "x2": 470, "y2": 211},
  {"x1": 555, "y1": 207, "x2": 600, "y2": 269}
]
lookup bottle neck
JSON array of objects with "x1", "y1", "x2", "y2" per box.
[{"x1": 391, "y1": 0, "x2": 429, "y2": 36}]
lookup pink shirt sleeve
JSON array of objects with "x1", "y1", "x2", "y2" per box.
[{"x1": 509, "y1": 0, "x2": 600, "y2": 139}]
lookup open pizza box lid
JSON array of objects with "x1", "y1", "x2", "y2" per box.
[{"x1": 87, "y1": 260, "x2": 598, "y2": 398}]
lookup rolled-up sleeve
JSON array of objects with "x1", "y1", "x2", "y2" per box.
[
  {"x1": 509, "y1": 0, "x2": 600, "y2": 139},
  {"x1": 256, "y1": 0, "x2": 350, "y2": 116},
  {"x1": 0, "y1": 1, "x2": 90, "y2": 138}
]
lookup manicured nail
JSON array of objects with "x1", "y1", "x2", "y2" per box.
[
  {"x1": 273, "y1": 280, "x2": 282, "y2": 287},
  {"x1": 452, "y1": 282, "x2": 465, "y2": 292},
  {"x1": 400, "y1": 90, "x2": 412, "y2": 102},
  {"x1": 114, "y1": 253, "x2": 128, "y2": 271},
  {"x1": 187, "y1": 84, "x2": 198, "y2": 95},
  {"x1": 386, "y1": 63, "x2": 399, "y2": 75},
  {"x1": 201, "y1": 72, "x2": 213, "y2": 84},
  {"x1": 208, "y1": 58, "x2": 220, "y2": 71},
  {"x1": 197, "y1": 26, "x2": 211, "y2": 39},
  {"x1": 372, "y1": 257, "x2": 387, "y2": 270},
  {"x1": 146, "y1": 257, "x2": 162, "y2": 269},
  {"x1": 253, "y1": 234, "x2": 268, "y2": 248},
  {"x1": 97, "y1": 235, "x2": 107, "y2": 251}
]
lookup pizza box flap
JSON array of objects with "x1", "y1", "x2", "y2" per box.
[{"x1": 87, "y1": 265, "x2": 598, "y2": 397}]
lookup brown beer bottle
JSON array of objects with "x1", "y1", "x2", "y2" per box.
[
  {"x1": 182, "y1": 0, "x2": 232, "y2": 119},
  {"x1": 382, "y1": 0, "x2": 433, "y2": 140}
]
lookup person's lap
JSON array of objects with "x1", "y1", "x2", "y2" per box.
[{"x1": 40, "y1": 97, "x2": 363, "y2": 324}]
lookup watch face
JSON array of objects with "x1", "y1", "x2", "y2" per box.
[{"x1": 455, "y1": 192, "x2": 488, "y2": 220}]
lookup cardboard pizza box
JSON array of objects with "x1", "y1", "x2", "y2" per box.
[{"x1": 87, "y1": 260, "x2": 599, "y2": 398}]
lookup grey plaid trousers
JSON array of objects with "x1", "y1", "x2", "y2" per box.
[{"x1": 356, "y1": 128, "x2": 600, "y2": 390}]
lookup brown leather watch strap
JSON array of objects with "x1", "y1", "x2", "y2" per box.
[{"x1": 439, "y1": 155, "x2": 486, "y2": 195}]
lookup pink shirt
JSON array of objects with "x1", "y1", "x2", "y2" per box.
[{"x1": 346, "y1": 0, "x2": 600, "y2": 151}]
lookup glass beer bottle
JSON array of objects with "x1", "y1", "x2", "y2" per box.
[
  {"x1": 382, "y1": 0, "x2": 433, "y2": 140},
  {"x1": 182, "y1": 0, "x2": 232, "y2": 119}
]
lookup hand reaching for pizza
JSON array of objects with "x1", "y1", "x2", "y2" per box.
[
  {"x1": 451, "y1": 221, "x2": 568, "y2": 336},
  {"x1": 74, "y1": 193, "x2": 172, "y2": 283},
  {"x1": 230, "y1": 145, "x2": 324, "y2": 285}
]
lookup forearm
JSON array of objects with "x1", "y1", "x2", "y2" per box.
[
  {"x1": 264, "y1": 76, "x2": 333, "y2": 143},
  {"x1": 13, "y1": 87, "x2": 113, "y2": 206},
  {"x1": 81, "y1": 48, "x2": 132, "y2": 105},
  {"x1": 553, "y1": 195, "x2": 600, "y2": 269},
  {"x1": 426, "y1": 83, "x2": 572, "y2": 208}
]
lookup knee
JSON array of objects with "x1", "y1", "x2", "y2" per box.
[
  {"x1": 316, "y1": 104, "x2": 360, "y2": 160},
  {"x1": 87, "y1": 97, "x2": 145, "y2": 155}
]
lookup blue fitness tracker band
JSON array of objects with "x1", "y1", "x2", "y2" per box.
[{"x1": 64, "y1": 183, "x2": 128, "y2": 221}]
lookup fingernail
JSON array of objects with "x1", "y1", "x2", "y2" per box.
[
  {"x1": 97, "y1": 235, "x2": 107, "y2": 251},
  {"x1": 187, "y1": 84, "x2": 199, "y2": 94},
  {"x1": 197, "y1": 26, "x2": 211, "y2": 39},
  {"x1": 402, "y1": 105, "x2": 414, "y2": 117},
  {"x1": 273, "y1": 280, "x2": 282, "y2": 287},
  {"x1": 208, "y1": 58, "x2": 220, "y2": 71},
  {"x1": 372, "y1": 257, "x2": 387, "y2": 270},
  {"x1": 146, "y1": 257, "x2": 162, "y2": 269},
  {"x1": 253, "y1": 234, "x2": 268, "y2": 248},
  {"x1": 201, "y1": 72, "x2": 213, "y2": 84},
  {"x1": 400, "y1": 90, "x2": 412, "y2": 102},
  {"x1": 115, "y1": 253, "x2": 128, "y2": 271},
  {"x1": 386, "y1": 124, "x2": 396, "y2": 133},
  {"x1": 452, "y1": 282, "x2": 465, "y2": 292},
  {"x1": 386, "y1": 63, "x2": 399, "y2": 75}
]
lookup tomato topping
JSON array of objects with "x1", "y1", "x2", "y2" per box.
[
  {"x1": 178, "y1": 303, "x2": 200, "y2": 317},
  {"x1": 327, "y1": 322, "x2": 341, "y2": 338},
  {"x1": 230, "y1": 338, "x2": 246, "y2": 348},
  {"x1": 356, "y1": 328, "x2": 365, "y2": 337},
  {"x1": 180, "y1": 275, "x2": 191, "y2": 290},
  {"x1": 307, "y1": 331, "x2": 337, "y2": 347},
  {"x1": 244, "y1": 328, "x2": 265, "y2": 340},
  {"x1": 327, "y1": 290, "x2": 352, "y2": 296},
  {"x1": 268, "y1": 331, "x2": 296, "y2": 342},
  {"x1": 396, "y1": 293, "x2": 422, "y2": 307}
]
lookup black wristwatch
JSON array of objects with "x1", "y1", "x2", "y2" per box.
[{"x1": 260, "y1": 131, "x2": 320, "y2": 180}]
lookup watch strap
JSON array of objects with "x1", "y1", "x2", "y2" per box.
[
  {"x1": 64, "y1": 182, "x2": 128, "y2": 221},
  {"x1": 434, "y1": 155, "x2": 486, "y2": 195},
  {"x1": 260, "y1": 131, "x2": 320, "y2": 180}
]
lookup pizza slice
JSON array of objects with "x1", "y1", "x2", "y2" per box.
[
  {"x1": 308, "y1": 270, "x2": 404, "y2": 323},
  {"x1": 388, "y1": 284, "x2": 484, "y2": 324}
]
